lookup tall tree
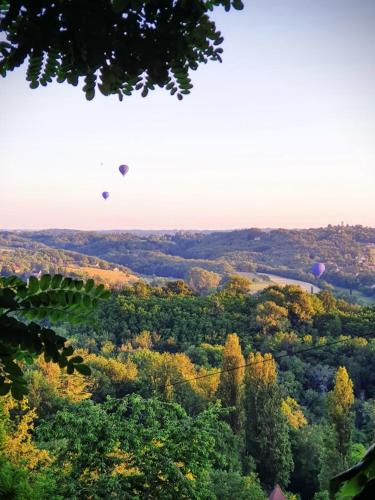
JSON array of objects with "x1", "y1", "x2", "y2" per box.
[
  {"x1": 289, "y1": 424, "x2": 324, "y2": 499},
  {"x1": 244, "y1": 352, "x2": 293, "y2": 489},
  {"x1": 327, "y1": 366, "x2": 354, "y2": 468},
  {"x1": 217, "y1": 333, "x2": 245, "y2": 432},
  {"x1": 319, "y1": 367, "x2": 354, "y2": 492}
]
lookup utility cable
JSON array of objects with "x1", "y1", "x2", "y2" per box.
[{"x1": 166, "y1": 331, "x2": 374, "y2": 388}]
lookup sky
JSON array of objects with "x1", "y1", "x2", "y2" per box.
[{"x1": 1, "y1": 0, "x2": 374, "y2": 230}]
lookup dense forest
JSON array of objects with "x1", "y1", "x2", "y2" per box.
[
  {"x1": 1, "y1": 272, "x2": 375, "y2": 498},
  {"x1": 1, "y1": 226, "x2": 374, "y2": 299}
]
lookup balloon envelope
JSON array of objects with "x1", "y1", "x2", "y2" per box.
[
  {"x1": 311, "y1": 262, "x2": 325, "y2": 278},
  {"x1": 102, "y1": 191, "x2": 110, "y2": 200},
  {"x1": 119, "y1": 164, "x2": 129, "y2": 176}
]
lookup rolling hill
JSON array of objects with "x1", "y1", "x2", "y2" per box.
[{"x1": 1, "y1": 226, "x2": 374, "y2": 300}]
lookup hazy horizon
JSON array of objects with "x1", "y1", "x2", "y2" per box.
[
  {"x1": 2, "y1": 223, "x2": 373, "y2": 233},
  {"x1": 1, "y1": 0, "x2": 374, "y2": 230}
]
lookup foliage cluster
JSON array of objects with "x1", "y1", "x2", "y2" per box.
[
  {"x1": 0, "y1": 274, "x2": 108, "y2": 399},
  {"x1": 0, "y1": 0, "x2": 243, "y2": 101}
]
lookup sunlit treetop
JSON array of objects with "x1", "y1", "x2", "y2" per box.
[
  {"x1": 328, "y1": 366, "x2": 354, "y2": 416},
  {"x1": 221, "y1": 333, "x2": 245, "y2": 385},
  {"x1": 245, "y1": 352, "x2": 277, "y2": 387},
  {"x1": 281, "y1": 396, "x2": 308, "y2": 429},
  {"x1": 0, "y1": 0, "x2": 244, "y2": 101}
]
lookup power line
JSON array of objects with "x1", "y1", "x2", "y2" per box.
[{"x1": 166, "y1": 332, "x2": 374, "y2": 388}]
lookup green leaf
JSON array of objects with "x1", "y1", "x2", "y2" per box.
[
  {"x1": 51, "y1": 274, "x2": 63, "y2": 288},
  {"x1": 94, "y1": 284, "x2": 105, "y2": 296},
  {"x1": 61, "y1": 277, "x2": 72, "y2": 289},
  {"x1": 232, "y1": 0, "x2": 244, "y2": 10},
  {"x1": 69, "y1": 280, "x2": 77, "y2": 290},
  {"x1": 24, "y1": 309, "x2": 38, "y2": 320},
  {"x1": 58, "y1": 357, "x2": 68, "y2": 368},
  {"x1": 56, "y1": 290, "x2": 67, "y2": 306},
  {"x1": 75, "y1": 364, "x2": 91, "y2": 376},
  {"x1": 1, "y1": 276, "x2": 25, "y2": 288},
  {"x1": 86, "y1": 89, "x2": 95, "y2": 101},
  {"x1": 37, "y1": 308, "x2": 48, "y2": 320},
  {"x1": 62, "y1": 346, "x2": 74, "y2": 357},
  {"x1": 5, "y1": 361, "x2": 23, "y2": 377},
  {"x1": 17, "y1": 286, "x2": 28, "y2": 299},
  {"x1": 11, "y1": 383, "x2": 28, "y2": 400},
  {"x1": 28, "y1": 276, "x2": 39, "y2": 294},
  {"x1": 40, "y1": 274, "x2": 52, "y2": 290},
  {"x1": 0, "y1": 383, "x2": 11, "y2": 395},
  {"x1": 73, "y1": 292, "x2": 82, "y2": 305},
  {"x1": 82, "y1": 295, "x2": 91, "y2": 307},
  {"x1": 29, "y1": 295, "x2": 42, "y2": 307},
  {"x1": 66, "y1": 364, "x2": 74, "y2": 375},
  {"x1": 50, "y1": 309, "x2": 63, "y2": 322},
  {"x1": 70, "y1": 314, "x2": 85, "y2": 325},
  {"x1": 337, "y1": 476, "x2": 363, "y2": 498},
  {"x1": 66, "y1": 291, "x2": 74, "y2": 304},
  {"x1": 0, "y1": 288, "x2": 17, "y2": 309},
  {"x1": 75, "y1": 280, "x2": 84, "y2": 291},
  {"x1": 70, "y1": 356, "x2": 84, "y2": 364},
  {"x1": 85, "y1": 279, "x2": 95, "y2": 293}
]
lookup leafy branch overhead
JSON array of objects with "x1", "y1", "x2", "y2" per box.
[
  {"x1": 0, "y1": 274, "x2": 110, "y2": 399},
  {"x1": 0, "y1": 0, "x2": 244, "y2": 101},
  {"x1": 330, "y1": 443, "x2": 375, "y2": 499}
]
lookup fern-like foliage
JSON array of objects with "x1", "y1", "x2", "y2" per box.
[
  {"x1": 0, "y1": 274, "x2": 109, "y2": 399},
  {"x1": 0, "y1": 0, "x2": 243, "y2": 100}
]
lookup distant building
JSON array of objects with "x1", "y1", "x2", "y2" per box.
[{"x1": 268, "y1": 484, "x2": 286, "y2": 500}]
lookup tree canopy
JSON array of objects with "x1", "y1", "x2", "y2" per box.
[
  {"x1": 0, "y1": 0, "x2": 243, "y2": 100},
  {"x1": 1, "y1": 276, "x2": 375, "y2": 498}
]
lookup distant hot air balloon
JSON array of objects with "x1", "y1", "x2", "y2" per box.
[
  {"x1": 102, "y1": 191, "x2": 110, "y2": 200},
  {"x1": 311, "y1": 262, "x2": 325, "y2": 279},
  {"x1": 119, "y1": 164, "x2": 129, "y2": 176}
]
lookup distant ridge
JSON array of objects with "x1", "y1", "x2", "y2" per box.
[{"x1": 1, "y1": 227, "x2": 374, "y2": 304}]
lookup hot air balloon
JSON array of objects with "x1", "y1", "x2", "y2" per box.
[
  {"x1": 102, "y1": 191, "x2": 110, "y2": 200},
  {"x1": 311, "y1": 262, "x2": 325, "y2": 279},
  {"x1": 119, "y1": 164, "x2": 129, "y2": 176}
]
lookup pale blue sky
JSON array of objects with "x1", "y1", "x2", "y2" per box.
[{"x1": 1, "y1": 0, "x2": 374, "y2": 230}]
